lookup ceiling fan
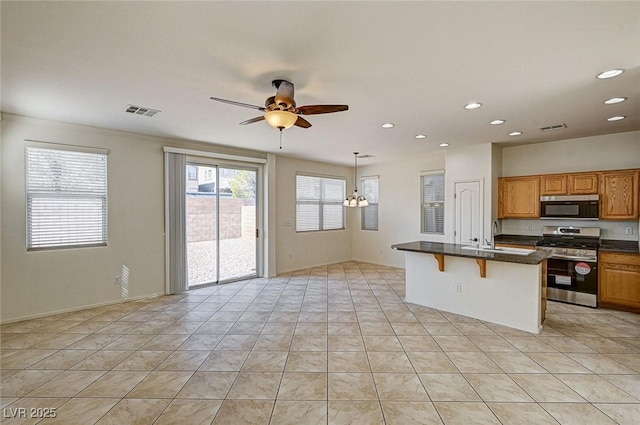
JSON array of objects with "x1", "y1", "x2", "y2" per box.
[{"x1": 209, "y1": 79, "x2": 349, "y2": 131}]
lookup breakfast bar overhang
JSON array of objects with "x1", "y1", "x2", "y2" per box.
[{"x1": 392, "y1": 241, "x2": 551, "y2": 334}]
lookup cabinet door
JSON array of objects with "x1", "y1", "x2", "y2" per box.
[
  {"x1": 568, "y1": 173, "x2": 598, "y2": 194},
  {"x1": 599, "y1": 253, "x2": 640, "y2": 308},
  {"x1": 498, "y1": 177, "x2": 540, "y2": 218},
  {"x1": 540, "y1": 175, "x2": 567, "y2": 195},
  {"x1": 600, "y1": 170, "x2": 639, "y2": 220}
]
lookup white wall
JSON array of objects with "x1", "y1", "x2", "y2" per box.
[
  {"x1": 352, "y1": 151, "x2": 446, "y2": 268},
  {"x1": 1, "y1": 114, "x2": 268, "y2": 322},
  {"x1": 445, "y1": 143, "x2": 497, "y2": 244},
  {"x1": 502, "y1": 130, "x2": 640, "y2": 176},
  {"x1": 275, "y1": 155, "x2": 353, "y2": 273},
  {"x1": 501, "y1": 130, "x2": 640, "y2": 241}
]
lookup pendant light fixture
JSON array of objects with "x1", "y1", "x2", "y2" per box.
[{"x1": 344, "y1": 152, "x2": 369, "y2": 208}]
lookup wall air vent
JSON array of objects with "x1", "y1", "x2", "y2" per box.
[
  {"x1": 125, "y1": 105, "x2": 161, "y2": 117},
  {"x1": 539, "y1": 123, "x2": 567, "y2": 132}
]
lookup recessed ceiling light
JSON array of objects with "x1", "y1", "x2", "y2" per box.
[
  {"x1": 381, "y1": 123, "x2": 395, "y2": 128},
  {"x1": 464, "y1": 102, "x2": 482, "y2": 110},
  {"x1": 415, "y1": 134, "x2": 427, "y2": 139},
  {"x1": 439, "y1": 143, "x2": 450, "y2": 147},
  {"x1": 490, "y1": 119, "x2": 505, "y2": 125},
  {"x1": 607, "y1": 115, "x2": 626, "y2": 121},
  {"x1": 509, "y1": 131, "x2": 523, "y2": 136},
  {"x1": 604, "y1": 97, "x2": 627, "y2": 105},
  {"x1": 596, "y1": 69, "x2": 624, "y2": 79}
]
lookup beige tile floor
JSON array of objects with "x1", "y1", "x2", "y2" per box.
[{"x1": 1, "y1": 261, "x2": 639, "y2": 424}]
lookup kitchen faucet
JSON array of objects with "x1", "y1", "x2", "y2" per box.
[{"x1": 485, "y1": 220, "x2": 499, "y2": 249}]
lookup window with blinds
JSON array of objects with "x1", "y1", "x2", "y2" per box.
[
  {"x1": 361, "y1": 176, "x2": 379, "y2": 231},
  {"x1": 421, "y1": 171, "x2": 445, "y2": 234},
  {"x1": 26, "y1": 145, "x2": 108, "y2": 250},
  {"x1": 296, "y1": 174, "x2": 346, "y2": 232}
]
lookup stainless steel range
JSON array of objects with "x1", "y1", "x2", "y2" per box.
[{"x1": 536, "y1": 226, "x2": 600, "y2": 308}]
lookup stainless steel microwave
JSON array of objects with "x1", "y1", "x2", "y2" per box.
[{"x1": 540, "y1": 195, "x2": 599, "y2": 220}]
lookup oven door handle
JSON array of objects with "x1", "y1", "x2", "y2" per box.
[{"x1": 549, "y1": 255, "x2": 597, "y2": 262}]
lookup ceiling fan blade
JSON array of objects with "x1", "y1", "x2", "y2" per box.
[
  {"x1": 297, "y1": 105, "x2": 349, "y2": 115},
  {"x1": 294, "y1": 116, "x2": 312, "y2": 128},
  {"x1": 239, "y1": 116, "x2": 265, "y2": 125},
  {"x1": 210, "y1": 96, "x2": 265, "y2": 111}
]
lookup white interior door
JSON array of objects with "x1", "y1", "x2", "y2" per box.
[{"x1": 454, "y1": 180, "x2": 483, "y2": 245}]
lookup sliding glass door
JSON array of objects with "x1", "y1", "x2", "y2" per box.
[{"x1": 185, "y1": 163, "x2": 258, "y2": 287}]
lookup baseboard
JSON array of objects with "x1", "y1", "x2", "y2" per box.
[{"x1": 0, "y1": 293, "x2": 163, "y2": 325}]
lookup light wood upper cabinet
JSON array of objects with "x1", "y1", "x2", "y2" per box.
[
  {"x1": 498, "y1": 176, "x2": 540, "y2": 218},
  {"x1": 540, "y1": 172, "x2": 599, "y2": 195},
  {"x1": 600, "y1": 170, "x2": 639, "y2": 220},
  {"x1": 599, "y1": 252, "x2": 640, "y2": 309},
  {"x1": 540, "y1": 175, "x2": 567, "y2": 195},
  {"x1": 568, "y1": 173, "x2": 599, "y2": 194}
]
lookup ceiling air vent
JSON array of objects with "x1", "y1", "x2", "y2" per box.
[
  {"x1": 125, "y1": 105, "x2": 161, "y2": 117},
  {"x1": 539, "y1": 123, "x2": 567, "y2": 132},
  {"x1": 357, "y1": 154, "x2": 376, "y2": 159}
]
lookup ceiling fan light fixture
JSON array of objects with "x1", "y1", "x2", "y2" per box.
[{"x1": 264, "y1": 110, "x2": 298, "y2": 129}]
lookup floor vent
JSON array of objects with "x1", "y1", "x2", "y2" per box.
[
  {"x1": 125, "y1": 105, "x2": 161, "y2": 117},
  {"x1": 539, "y1": 123, "x2": 567, "y2": 132}
]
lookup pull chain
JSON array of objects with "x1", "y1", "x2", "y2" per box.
[{"x1": 279, "y1": 127, "x2": 283, "y2": 149}]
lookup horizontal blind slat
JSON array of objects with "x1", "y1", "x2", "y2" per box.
[
  {"x1": 421, "y1": 173, "x2": 444, "y2": 234},
  {"x1": 361, "y1": 177, "x2": 379, "y2": 231},
  {"x1": 26, "y1": 146, "x2": 108, "y2": 250},
  {"x1": 296, "y1": 174, "x2": 345, "y2": 232}
]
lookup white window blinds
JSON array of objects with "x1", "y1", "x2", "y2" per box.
[
  {"x1": 421, "y1": 171, "x2": 445, "y2": 234},
  {"x1": 361, "y1": 176, "x2": 379, "y2": 231},
  {"x1": 26, "y1": 146, "x2": 108, "y2": 250},
  {"x1": 296, "y1": 174, "x2": 346, "y2": 232}
]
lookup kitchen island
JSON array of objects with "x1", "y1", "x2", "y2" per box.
[{"x1": 392, "y1": 241, "x2": 551, "y2": 334}]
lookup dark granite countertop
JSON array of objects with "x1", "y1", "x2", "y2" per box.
[
  {"x1": 494, "y1": 234, "x2": 542, "y2": 246},
  {"x1": 391, "y1": 241, "x2": 551, "y2": 265},
  {"x1": 599, "y1": 239, "x2": 640, "y2": 254}
]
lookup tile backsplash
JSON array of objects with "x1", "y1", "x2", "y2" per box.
[{"x1": 500, "y1": 219, "x2": 639, "y2": 241}]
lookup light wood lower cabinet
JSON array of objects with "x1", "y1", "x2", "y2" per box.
[{"x1": 599, "y1": 252, "x2": 640, "y2": 309}]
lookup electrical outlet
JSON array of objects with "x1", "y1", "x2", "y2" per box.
[
  {"x1": 625, "y1": 227, "x2": 633, "y2": 235},
  {"x1": 454, "y1": 283, "x2": 462, "y2": 293},
  {"x1": 526, "y1": 224, "x2": 533, "y2": 231},
  {"x1": 114, "y1": 276, "x2": 121, "y2": 285}
]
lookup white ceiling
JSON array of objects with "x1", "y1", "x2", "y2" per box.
[{"x1": 2, "y1": 1, "x2": 639, "y2": 166}]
